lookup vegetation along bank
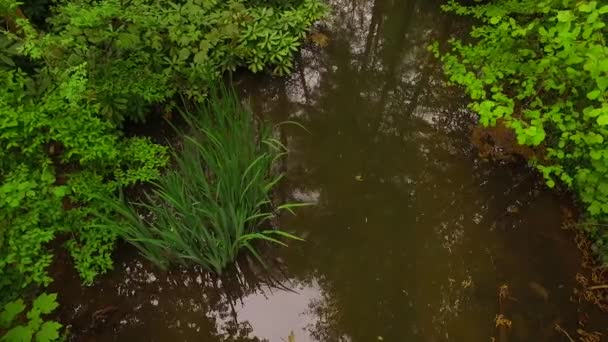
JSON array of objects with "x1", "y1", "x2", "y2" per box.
[
  {"x1": 0, "y1": 0, "x2": 326, "y2": 339},
  {"x1": 433, "y1": 0, "x2": 608, "y2": 264},
  {"x1": 2, "y1": 0, "x2": 608, "y2": 339}
]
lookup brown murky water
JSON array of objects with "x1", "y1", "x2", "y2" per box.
[{"x1": 52, "y1": 0, "x2": 608, "y2": 341}]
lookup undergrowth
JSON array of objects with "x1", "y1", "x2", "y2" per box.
[
  {"x1": 432, "y1": 0, "x2": 608, "y2": 263},
  {"x1": 0, "y1": 293, "x2": 62, "y2": 341},
  {"x1": 0, "y1": 0, "x2": 326, "y2": 305}
]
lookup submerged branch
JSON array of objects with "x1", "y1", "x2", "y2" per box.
[
  {"x1": 554, "y1": 323, "x2": 575, "y2": 342},
  {"x1": 587, "y1": 284, "x2": 608, "y2": 291}
]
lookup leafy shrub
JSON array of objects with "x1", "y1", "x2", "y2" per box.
[
  {"x1": 0, "y1": 293, "x2": 62, "y2": 342},
  {"x1": 97, "y1": 87, "x2": 304, "y2": 273},
  {"x1": 433, "y1": 0, "x2": 608, "y2": 261},
  {"x1": 24, "y1": 0, "x2": 328, "y2": 123},
  {"x1": 0, "y1": 55, "x2": 168, "y2": 300},
  {"x1": 0, "y1": 165, "x2": 63, "y2": 297}
]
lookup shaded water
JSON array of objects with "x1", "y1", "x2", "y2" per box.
[{"x1": 52, "y1": 0, "x2": 607, "y2": 341}]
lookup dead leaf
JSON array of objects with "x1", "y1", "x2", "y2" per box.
[{"x1": 310, "y1": 32, "x2": 329, "y2": 48}]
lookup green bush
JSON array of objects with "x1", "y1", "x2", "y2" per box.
[
  {"x1": 433, "y1": 0, "x2": 608, "y2": 261},
  {"x1": 24, "y1": 0, "x2": 328, "y2": 123},
  {"x1": 0, "y1": 64, "x2": 168, "y2": 300},
  {"x1": 97, "y1": 87, "x2": 304, "y2": 273},
  {"x1": 0, "y1": 293, "x2": 62, "y2": 342}
]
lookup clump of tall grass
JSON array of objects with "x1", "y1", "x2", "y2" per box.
[{"x1": 97, "y1": 86, "x2": 303, "y2": 274}]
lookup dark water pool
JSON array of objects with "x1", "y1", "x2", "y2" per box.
[{"x1": 52, "y1": 0, "x2": 608, "y2": 341}]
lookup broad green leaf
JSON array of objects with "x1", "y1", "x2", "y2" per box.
[
  {"x1": 597, "y1": 76, "x2": 608, "y2": 91},
  {"x1": 35, "y1": 321, "x2": 62, "y2": 342},
  {"x1": 51, "y1": 186, "x2": 69, "y2": 198},
  {"x1": 193, "y1": 51, "x2": 207, "y2": 65},
  {"x1": 587, "y1": 89, "x2": 601, "y2": 100},
  {"x1": 590, "y1": 150, "x2": 603, "y2": 160},
  {"x1": 587, "y1": 11, "x2": 599, "y2": 24},
  {"x1": 178, "y1": 48, "x2": 190, "y2": 61},
  {"x1": 32, "y1": 294, "x2": 58, "y2": 315},
  {"x1": 599, "y1": 183, "x2": 608, "y2": 195},
  {"x1": 1, "y1": 326, "x2": 32, "y2": 342},
  {"x1": 0, "y1": 300, "x2": 25, "y2": 328},
  {"x1": 589, "y1": 202, "x2": 601, "y2": 215},
  {"x1": 579, "y1": 2, "x2": 595, "y2": 12},
  {"x1": 597, "y1": 114, "x2": 608, "y2": 125},
  {"x1": 556, "y1": 10, "x2": 574, "y2": 22}
]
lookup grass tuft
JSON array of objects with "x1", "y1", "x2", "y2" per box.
[{"x1": 95, "y1": 86, "x2": 303, "y2": 274}]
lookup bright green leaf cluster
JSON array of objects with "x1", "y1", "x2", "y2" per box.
[
  {"x1": 434, "y1": 0, "x2": 608, "y2": 262},
  {"x1": 28, "y1": 0, "x2": 328, "y2": 124},
  {"x1": 0, "y1": 293, "x2": 62, "y2": 342},
  {"x1": 0, "y1": 65, "x2": 169, "y2": 300}
]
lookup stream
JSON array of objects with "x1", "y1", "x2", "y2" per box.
[{"x1": 52, "y1": 0, "x2": 608, "y2": 341}]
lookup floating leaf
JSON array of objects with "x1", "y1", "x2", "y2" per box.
[{"x1": 310, "y1": 32, "x2": 329, "y2": 48}]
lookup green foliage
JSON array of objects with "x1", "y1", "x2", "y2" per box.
[
  {"x1": 96, "y1": 87, "x2": 304, "y2": 273},
  {"x1": 0, "y1": 293, "x2": 62, "y2": 342},
  {"x1": 114, "y1": 137, "x2": 169, "y2": 187},
  {"x1": 0, "y1": 164, "x2": 62, "y2": 296},
  {"x1": 0, "y1": 0, "x2": 324, "y2": 304},
  {"x1": 433, "y1": 0, "x2": 608, "y2": 261},
  {"x1": 25, "y1": 0, "x2": 328, "y2": 123},
  {"x1": 0, "y1": 61, "x2": 169, "y2": 300}
]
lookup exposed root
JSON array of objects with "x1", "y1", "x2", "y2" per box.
[
  {"x1": 554, "y1": 323, "x2": 575, "y2": 342},
  {"x1": 565, "y1": 225, "x2": 608, "y2": 312}
]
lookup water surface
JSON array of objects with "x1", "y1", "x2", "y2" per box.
[{"x1": 53, "y1": 0, "x2": 607, "y2": 341}]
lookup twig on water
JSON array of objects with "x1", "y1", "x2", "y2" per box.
[
  {"x1": 554, "y1": 323, "x2": 575, "y2": 342},
  {"x1": 587, "y1": 284, "x2": 608, "y2": 290}
]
